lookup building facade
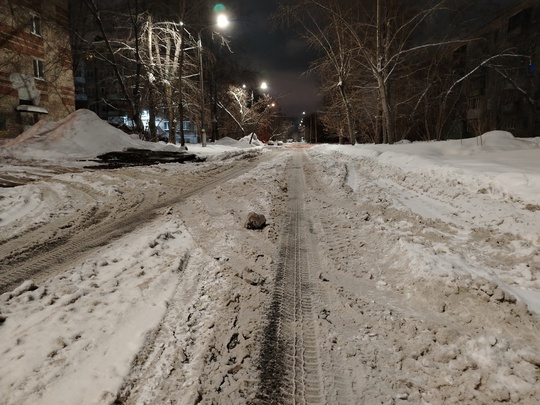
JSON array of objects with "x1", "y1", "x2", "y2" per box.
[
  {"x1": 451, "y1": 0, "x2": 539, "y2": 138},
  {"x1": 0, "y1": 0, "x2": 75, "y2": 139}
]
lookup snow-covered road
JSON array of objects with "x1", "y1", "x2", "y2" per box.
[
  {"x1": 1, "y1": 117, "x2": 539, "y2": 403},
  {"x1": 0, "y1": 110, "x2": 540, "y2": 405}
]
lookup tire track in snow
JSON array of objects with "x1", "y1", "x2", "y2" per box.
[
  {"x1": 258, "y1": 151, "x2": 350, "y2": 404},
  {"x1": 0, "y1": 155, "x2": 265, "y2": 293}
]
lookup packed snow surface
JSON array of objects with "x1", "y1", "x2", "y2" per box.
[{"x1": 0, "y1": 111, "x2": 539, "y2": 403}]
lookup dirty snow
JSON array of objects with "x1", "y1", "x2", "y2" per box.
[{"x1": 0, "y1": 111, "x2": 539, "y2": 404}]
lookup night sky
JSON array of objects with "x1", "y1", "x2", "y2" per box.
[
  {"x1": 219, "y1": 0, "x2": 523, "y2": 118},
  {"x1": 221, "y1": 0, "x2": 321, "y2": 118}
]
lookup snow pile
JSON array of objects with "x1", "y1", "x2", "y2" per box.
[
  {"x1": 0, "y1": 109, "x2": 174, "y2": 162},
  {"x1": 319, "y1": 131, "x2": 540, "y2": 206},
  {"x1": 215, "y1": 136, "x2": 242, "y2": 147},
  {"x1": 0, "y1": 109, "x2": 263, "y2": 165},
  {"x1": 238, "y1": 133, "x2": 263, "y2": 147},
  {"x1": 198, "y1": 135, "x2": 264, "y2": 162}
]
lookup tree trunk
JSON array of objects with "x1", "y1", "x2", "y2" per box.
[
  {"x1": 376, "y1": 73, "x2": 394, "y2": 144},
  {"x1": 375, "y1": 99, "x2": 383, "y2": 144},
  {"x1": 337, "y1": 82, "x2": 356, "y2": 145},
  {"x1": 211, "y1": 81, "x2": 219, "y2": 142},
  {"x1": 166, "y1": 86, "x2": 175, "y2": 144},
  {"x1": 177, "y1": 13, "x2": 186, "y2": 147},
  {"x1": 148, "y1": 88, "x2": 157, "y2": 141},
  {"x1": 130, "y1": 0, "x2": 143, "y2": 135}
]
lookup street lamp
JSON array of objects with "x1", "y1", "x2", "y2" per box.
[
  {"x1": 198, "y1": 13, "x2": 229, "y2": 147},
  {"x1": 243, "y1": 81, "x2": 268, "y2": 107},
  {"x1": 247, "y1": 81, "x2": 271, "y2": 144}
]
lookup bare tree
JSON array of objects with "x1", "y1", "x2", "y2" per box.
[
  {"x1": 218, "y1": 85, "x2": 278, "y2": 139},
  {"x1": 279, "y1": 0, "x2": 479, "y2": 144},
  {"x1": 142, "y1": 18, "x2": 184, "y2": 143},
  {"x1": 278, "y1": 1, "x2": 358, "y2": 144},
  {"x1": 79, "y1": 0, "x2": 146, "y2": 133}
]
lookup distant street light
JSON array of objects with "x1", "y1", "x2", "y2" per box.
[
  {"x1": 248, "y1": 81, "x2": 271, "y2": 145},
  {"x1": 197, "y1": 13, "x2": 229, "y2": 147},
  {"x1": 243, "y1": 81, "x2": 269, "y2": 107}
]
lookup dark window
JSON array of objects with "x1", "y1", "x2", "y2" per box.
[
  {"x1": 0, "y1": 117, "x2": 6, "y2": 131},
  {"x1": 508, "y1": 8, "x2": 532, "y2": 33},
  {"x1": 453, "y1": 44, "x2": 467, "y2": 71},
  {"x1": 30, "y1": 14, "x2": 42, "y2": 36},
  {"x1": 533, "y1": 5, "x2": 540, "y2": 23},
  {"x1": 33, "y1": 59, "x2": 45, "y2": 79},
  {"x1": 468, "y1": 97, "x2": 480, "y2": 109},
  {"x1": 492, "y1": 30, "x2": 499, "y2": 44}
]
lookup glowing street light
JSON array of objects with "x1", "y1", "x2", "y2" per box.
[
  {"x1": 216, "y1": 13, "x2": 229, "y2": 28},
  {"x1": 243, "y1": 81, "x2": 269, "y2": 106}
]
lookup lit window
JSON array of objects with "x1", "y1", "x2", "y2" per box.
[
  {"x1": 33, "y1": 59, "x2": 45, "y2": 79},
  {"x1": 31, "y1": 14, "x2": 42, "y2": 36}
]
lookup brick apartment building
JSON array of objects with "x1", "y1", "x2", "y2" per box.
[
  {"x1": 451, "y1": 0, "x2": 539, "y2": 138},
  {"x1": 0, "y1": 0, "x2": 75, "y2": 139}
]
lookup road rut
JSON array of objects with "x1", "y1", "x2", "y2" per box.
[{"x1": 257, "y1": 151, "x2": 350, "y2": 404}]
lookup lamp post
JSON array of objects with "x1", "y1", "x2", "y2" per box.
[
  {"x1": 197, "y1": 14, "x2": 229, "y2": 147},
  {"x1": 197, "y1": 30, "x2": 206, "y2": 146},
  {"x1": 248, "y1": 81, "x2": 271, "y2": 144}
]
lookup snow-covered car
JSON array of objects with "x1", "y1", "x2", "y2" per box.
[
  {"x1": 267, "y1": 140, "x2": 275, "y2": 145},
  {"x1": 277, "y1": 141, "x2": 283, "y2": 146}
]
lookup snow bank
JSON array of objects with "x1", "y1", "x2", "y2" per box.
[
  {"x1": 238, "y1": 133, "x2": 263, "y2": 147},
  {"x1": 319, "y1": 131, "x2": 540, "y2": 206},
  {"x1": 0, "y1": 109, "x2": 263, "y2": 164},
  {"x1": 215, "y1": 136, "x2": 242, "y2": 147},
  {"x1": 0, "y1": 109, "x2": 183, "y2": 162}
]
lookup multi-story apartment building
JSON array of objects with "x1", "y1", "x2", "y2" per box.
[
  {"x1": 451, "y1": 0, "x2": 539, "y2": 138},
  {"x1": 0, "y1": 0, "x2": 75, "y2": 138}
]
